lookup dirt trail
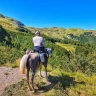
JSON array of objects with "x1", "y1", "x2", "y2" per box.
[
  {"x1": 0, "y1": 67, "x2": 58, "y2": 96},
  {"x1": 0, "y1": 67, "x2": 25, "y2": 95}
]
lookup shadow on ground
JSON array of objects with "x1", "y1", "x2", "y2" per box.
[
  {"x1": 35, "y1": 73, "x2": 85, "y2": 94},
  {"x1": 0, "y1": 73, "x2": 85, "y2": 96}
]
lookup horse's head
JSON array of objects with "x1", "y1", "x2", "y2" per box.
[{"x1": 45, "y1": 48, "x2": 54, "y2": 57}]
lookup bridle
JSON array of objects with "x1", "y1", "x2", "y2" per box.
[{"x1": 45, "y1": 48, "x2": 52, "y2": 58}]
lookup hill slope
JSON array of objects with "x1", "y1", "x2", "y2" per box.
[
  {"x1": 1, "y1": 67, "x2": 96, "y2": 96},
  {"x1": 0, "y1": 14, "x2": 96, "y2": 96},
  {"x1": 1, "y1": 13, "x2": 96, "y2": 45}
]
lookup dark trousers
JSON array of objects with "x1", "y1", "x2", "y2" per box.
[{"x1": 34, "y1": 46, "x2": 45, "y2": 53}]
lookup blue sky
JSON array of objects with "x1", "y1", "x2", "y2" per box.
[{"x1": 0, "y1": 0, "x2": 96, "y2": 29}]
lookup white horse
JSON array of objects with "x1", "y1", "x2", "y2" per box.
[{"x1": 20, "y1": 48, "x2": 53, "y2": 92}]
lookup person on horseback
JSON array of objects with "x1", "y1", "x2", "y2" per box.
[
  {"x1": 33, "y1": 31, "x2": 45, "y2": 53},
  {"x1": 32, "y1": 31, "x2": 46, "y2": 63}
]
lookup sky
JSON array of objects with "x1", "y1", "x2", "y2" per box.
[{"x1": 0, "y1": 0, "x2": 96, "y2": 30}]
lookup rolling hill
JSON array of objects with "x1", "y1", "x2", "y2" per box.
[
  {"x1": 1, "y1": 13, "x2": 96, "y2": 96},
  {"x1": 1, "y1": 13, "x2": 96, "y2": 45}
]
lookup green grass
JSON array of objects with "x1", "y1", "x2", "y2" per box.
[
  {"x1": 0, "y1": 18, "x2": 18, "y2": 32},
  {"x1": 56, "y1": 42, "x2": 76, "y2": 53},
  {"x1": 1, "y1": 14, "x2": 96, "y2": 96},
  {"x1": 46, "y1": 70, "x2": 96, "y2": 96},
  {"x1": 1, "y1": 79, "x2": 29, "y2": 96},
  {"x1": 1, "y1": 14, "x2": 96, "y2": 41},
  {"x1": 1, "y1": 67, "x2": 96, "y2": 96}
]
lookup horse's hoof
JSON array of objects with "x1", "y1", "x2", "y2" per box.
[
  {"x1": 29, "y1": 88, "x2": 32, "y2": 91},
  {"x1": 32, "y1": 89, "x2": 36, "y2": 93},
  {"x1": 32, "y1": 90, "x2": 35, "y2": 93},
  {"x1": 36, "y1": 84, "x2": 39, "y2": 88},
  {"x1": 40, "y1": 75, "x2": 44, "y2": 78}
]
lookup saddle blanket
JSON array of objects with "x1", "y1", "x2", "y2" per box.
[{"x1": 39, "y1": 53, "x2": 45, "y2": 62}]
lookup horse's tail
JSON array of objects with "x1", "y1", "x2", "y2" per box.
[{"x1": 20, "y1": 54, "x2": 29, "y2": 74}]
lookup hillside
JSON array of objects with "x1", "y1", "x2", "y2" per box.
[
  {"x1": 1, "y1": 67, "x2": 96, "y2": 96},
  {"x1": 0, "y1": 14, "x2": 30, "y2": 33},
  {"x1": 0, "y1": 14, "x2": 25, "y2": 27},
  {"x1": 56, "y1": 42, "x2": 76, "y2": 53},
  {"x1": 29, "y1": 27, "x2": 96, "y2": 45},
  {"x1": 1, "y1": 13, "x2": 96, "y2": 45},
  {"x1": 0, "y1": 13, "x2": 96, "y2": 96},
  {"x1": 1, "y1": 13, "x2": 96, "y2": 75}
]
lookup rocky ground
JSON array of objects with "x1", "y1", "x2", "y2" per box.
[
  {"x1": 0, "y1": 67, "x2": 56, "y2": 96},
  {"x1": 0, "y1": 67, "x2": 25, "y2": 95}
]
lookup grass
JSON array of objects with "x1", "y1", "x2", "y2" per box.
[
  {"x1": 0, "y1": 18, "x2": 18, "y2": 32},
  {"x1": 1, "y1": 54, "x2": 96, "y2": 96},
  {"x1": 56, "y1": 42, "x2": 76, "y2": 53},
  {"x1": 44, "y1": 69, "x2": 96, "y2": 96},
  {"x1": 67, "y1": 72, "x2": 96, "y2": 96},
  {"x1": 1, "y1": 79, "x2": 29, "y2": 96},
  {"x1": 3, "y1": 58, "x2": 20, "y2": 68},
  {"x1": 1, "y1": 67, "x2": 96, "y2": 96}
]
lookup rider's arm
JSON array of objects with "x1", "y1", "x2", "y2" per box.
[{"x1": 41, "y1": 38, "x2": 45, "y2": 47}]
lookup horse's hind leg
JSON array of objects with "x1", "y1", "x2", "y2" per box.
[
  {"x1": 31, "y1": 70, "x2": 35, "y2": 92},
  {"x1": 26, "y1": 67, "x2": 32, "y2": 90},
  {"x1": 40, "y1": 64, "x2": 43, "y2": 77}
]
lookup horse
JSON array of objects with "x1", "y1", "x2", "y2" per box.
[{"x1": 20, "y1": 48, "x2": 53, "y2": 92}]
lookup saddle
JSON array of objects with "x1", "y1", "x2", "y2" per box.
[
  {"x1": 39, "y1": 53, "x2": 46, "y2": 63},
  {"x1": 31, "y1": 50, "x2": 46, "y2": 63}
]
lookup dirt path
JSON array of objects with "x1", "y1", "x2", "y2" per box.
[
  {"x1": 0, "y1": 67, "x2": 58, "y2": 96},
  {"x1": 0, "y1": 67, "x2": 25, "y2": 95}
]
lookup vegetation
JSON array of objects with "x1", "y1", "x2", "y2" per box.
[
  {"x1": 1, "y1": 14, "x2": 96, "y2": 75},
  {"x1": 1, "y1": 71, "x2": 96, "y2": 96},
  {"x1": 0, "y1": 14, "x2": 96, "y2": 95}
]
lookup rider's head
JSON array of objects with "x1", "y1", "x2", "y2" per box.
[{"x1": 35, "y1": 31, "x2": 40, "y2": 36}]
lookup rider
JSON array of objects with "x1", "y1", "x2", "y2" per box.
[{"x1": 32, "y1": 31, "x2": 45, "y2": 53}]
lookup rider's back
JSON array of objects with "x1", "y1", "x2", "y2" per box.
[{"x1": 33, "y1": 36, "x2": 44, "y2": 47}]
